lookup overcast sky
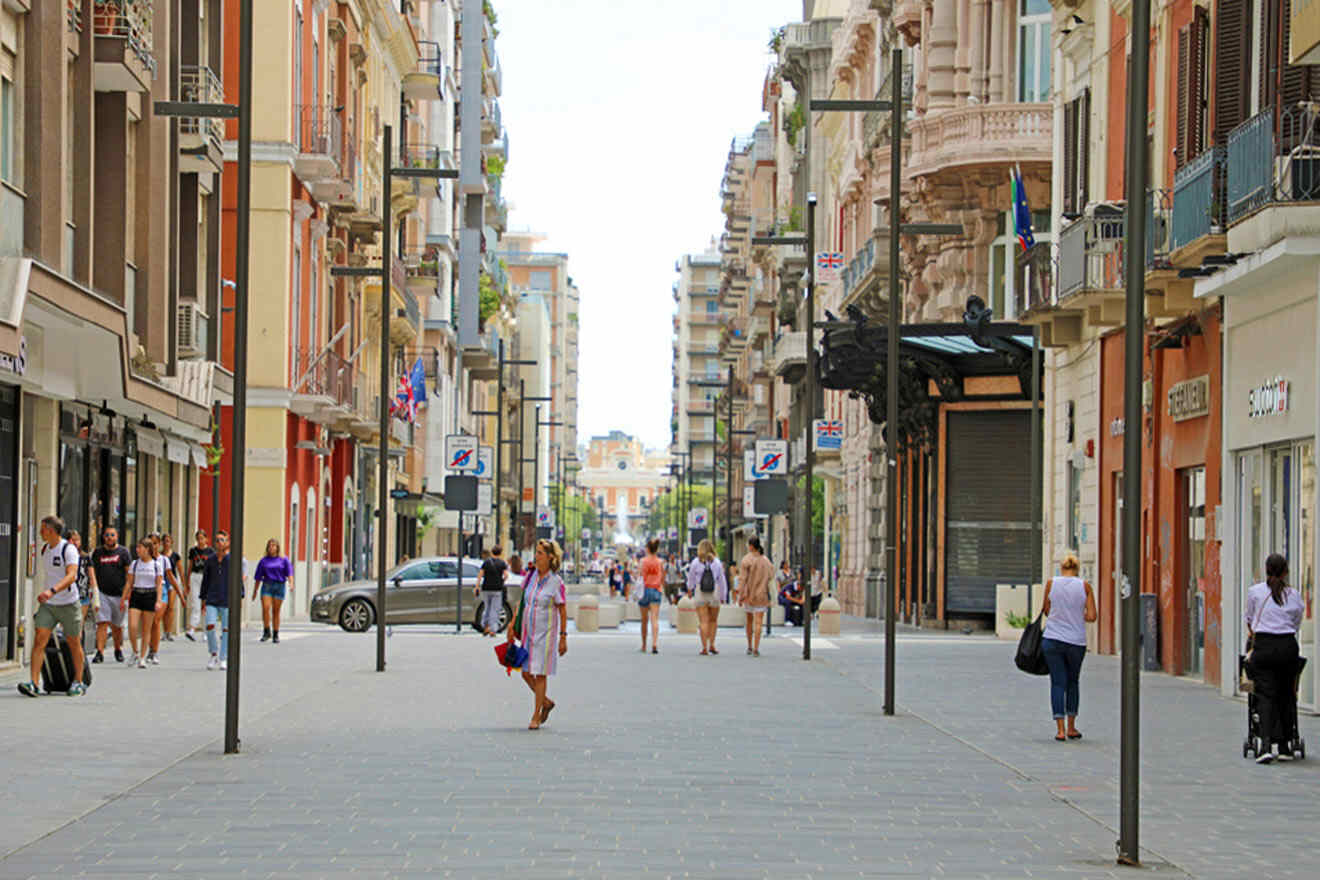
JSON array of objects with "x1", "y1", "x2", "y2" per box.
[{"x1": 496, "y1": 0, "x2": 800, "y2": 452}]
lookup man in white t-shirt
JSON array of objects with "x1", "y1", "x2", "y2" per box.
[{"x1": 18, "y1": 515, "x2": 86, "y2": 697}]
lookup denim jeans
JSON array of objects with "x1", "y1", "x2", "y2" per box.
[
  {"x1": 205, "y1": 604, "x2": 229, "y2": 655},
  {"x1": 1042, "y1": 637, "x2": 1086, "y2": 719},
  {"x1": 481, "y1": 591, "x2": 504, "y2": 632}
]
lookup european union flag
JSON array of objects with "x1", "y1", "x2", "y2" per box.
[
  {"x1": 409, "y1": 357, "x2": 428, "y2": 405},
  {"x1": 1011, "y1": 165, "x2": 1035, "y2": 252}
]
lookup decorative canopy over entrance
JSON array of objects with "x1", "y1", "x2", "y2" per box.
[{"x1": 818, "y1": 298, "x2": 1041, "y2": 450}]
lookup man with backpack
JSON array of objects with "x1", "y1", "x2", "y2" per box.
[
  {"x1": 685, "y1": 538, "x2": 727, "y2": 656},
  {"x1": 18, "y1": 516, "x2": 86, "y2": 697}
]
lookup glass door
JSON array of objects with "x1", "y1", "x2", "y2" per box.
[
  {"x1": 1297, "y1": 443, "x2": 1315, "y2": 707},
  {"x1": 1181, "y1": 467, "x2": 1206, "y2": 676}
]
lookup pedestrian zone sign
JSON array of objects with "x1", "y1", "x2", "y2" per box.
[
  {"x1": 754, "y1": 440, "x2": 789, "y2": 476},
  {"x1": 816, "y1": 252, "x2": 844, "y2": 282},
  {"x1": 474, "y1": 446, "x2": 494, "y2": 480},
  {"x1": 814, "y1": 419, "x2": 843, "y2": 451},
  {"x1": 536, "y1": 506, "x2": 555, "y2": 528},
  {"x1": 687, "y1": 508, "x2": 708, "y2": 529},
  {"x1": 581, "y1": 528, "x2": 590, "y2": 540},
  {"x1": 445, "y1": 434, "x2": 478, "y2": 471},
  {"x1": 744, "y1": 448, "x2": 769, "y2": 481},
  {"x1": 743, "y1": 486, "x2": 767, "y2": 519}
]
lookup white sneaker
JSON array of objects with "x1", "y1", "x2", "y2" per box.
[
  {"x1": 129, "y1": 652, "x2": 140, "y2": 666},
  {"x1": 147, "y1": 653, "x2": 159, "y2": 665},
  {"x1": 136, "y1": 656, "x2": 146, "y2": 669},
  {"x1": 1256, "y1": 751, "x2": 1275, "y2": 764},
  {"x1": 219, "y1": 658, "x2": 227, "y2": 671},
  {"x1": 206, "y1": 655, "x2": 219, "y2": 670}
]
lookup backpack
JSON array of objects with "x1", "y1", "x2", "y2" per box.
[{"x1": 699, "y1": 561, "x2": 716, "y2": 593}]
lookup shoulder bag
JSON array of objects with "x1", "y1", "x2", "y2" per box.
[{"x1": 1014, "y1": 612, "x2": 1049, "y2": 676}]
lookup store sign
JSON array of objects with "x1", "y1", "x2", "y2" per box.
[
  {"x1": 1248, "y1": 376, "x2": 1290, "y2": 419},
  {"x1": 813, "y1": 419, "x2": 843, "y2": 451},
  {"x1": 1167, "y1": 375, "x2": 1210, "y2": 422},
  {"x1": 0, "y1": 336, "x2": 27, "y2": 376},
  {"x1": 1109, "y1": 418, "x2": 1125, "y2": 437}
]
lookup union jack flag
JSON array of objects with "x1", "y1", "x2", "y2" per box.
[
  {"x1": 817, "y1": 252, "x2": 844, "y2": 270},
  {"x1": 818, "y1": 421, "x2": 843, "y2": 437},
  {"x1": 389, "y1": 373, "x2": 416, "y2": 423}
]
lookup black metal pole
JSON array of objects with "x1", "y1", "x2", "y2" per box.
[
  {"x1": 686, "y1": 442, "x2": 693, "y2": 557},
  {"x1": 223, "y1": 0, "x2": 254, "y2": 755},
  {"x1": 710, "y1": 401, "x2": 717, "y2": 555},
  {"x1": 1119, "y1": 0, "x2": 1151, "y2": 865},
  {"x1": 532, "y1": 404, "x2": 541, "y2": 537},
  {"x1": 495, "y1": 339, "x2": 504, "y2": 547},
  {"x1": 884, "y1": 47, "x2": 902, "y2": 716},
  {"x1": 517, "y1": 379, "x2": 526, "y2": 549},
  {"x1": 726, "y1": 365, "x2": 734, "y2": 577},
  {"x1": 803, "y1": 192, "x2": 816, "y2": 661},
  {"x1": 210, "y1": 400, "x2": 221, "y2": 537},
  {"x1": 1030, "y1": 328, "x2": 1041, "y2": 614},
  {"x1": 376, "y1": 125, "x2": 392, "y2": 673},
  {"x1": 456, "y1": 513, "x2": 463, "y2": 634}
]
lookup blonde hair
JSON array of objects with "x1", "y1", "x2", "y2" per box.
[
  {"x1": 697, "y1": 539, "x2": 716, "y2": 562},
  {"x1": 1060, "y1": 552, "x2": 1081, "y2": 573},
  {"x1": 535, "y1": 539, "x2": 562, "y2": 572}
]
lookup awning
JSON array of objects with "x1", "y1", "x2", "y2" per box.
[
  {"x1": 191, "y1": 444, "x2": 210, "y2": 468},
  {"x1": 165, "y1": 435, "x2": 192, "y2": 465},
  {"x1": 135, "y1": 428, "x2": 165, "y2": 458}
]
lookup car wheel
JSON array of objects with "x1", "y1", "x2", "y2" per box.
[{"x1": 340, "y1": 599, "x2": 374, "y2": 633}]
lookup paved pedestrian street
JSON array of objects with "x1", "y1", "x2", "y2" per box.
[{"x1": 3, "y1": 618, "x2": 1318, "y2": 879}]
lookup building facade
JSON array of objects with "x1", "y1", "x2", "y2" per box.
[{"x1": 0, "y1": 0, "x2": 231, "y2": 666}]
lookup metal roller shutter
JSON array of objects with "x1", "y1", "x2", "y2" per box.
[{"x1": 945, "y1": 410, "x2": 1037, "y2": 615}]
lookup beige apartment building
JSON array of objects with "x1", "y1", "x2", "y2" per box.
[
  {"x1": 671, "y1": 249, "x2": 723, "y2": 495},
  {"x1": 0, "y1": 0, "x2": 233, "y2": 667}
]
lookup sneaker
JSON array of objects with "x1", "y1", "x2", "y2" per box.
[
  {"x1": 136, "y1": 656, "x2": 146, "y2": 669},
  {"x1": 129, "y1": 652, "x2": 139, "y2": 666},
  {"x1": 92, "y1": 651, "x2": 104, "y2": 664},
  {"x1": 219, "y1": 658, "x2": 227, "y2": 671},
  {"x1": 114, "y1": 649, "x2": 124, "y2": 663},
  {"x1": 1256, "y1": 752, "x2": 1275, "y2": 765},
  {"x1": 164, "y1": 633, "x2": 175, "y2": 642},
  {"x1": 1276, "y1": 752, "x2": 1294, "y2": 762},
  {"x1": 147, "y1": 653, "x2": 159, "y2": 665},
  {"x1": 272, "y1": 633, "x2": 279, "y2": 644},
  {"x1": 260, "y1": 631, "x2": 271, "y2": 642},
  {"x1": 206, "y1": 655, "x2": 219, "y2": 670},
  {"x1": 185, "y1": 632, "x2": 196, "y2": 642},
  {"x1": 67, "y1": 682, "x2": 86, "y2": 696},
  {"x1": 17, "y1": 681, "x2": 40, "y2": 698}
]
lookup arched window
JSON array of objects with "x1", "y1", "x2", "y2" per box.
[
  {"x1": 289, "y1": 483, "x2": 301, "y2": 564},
  {"x1": 305, "y1": 485, "x2": 317, "y2": 564}
]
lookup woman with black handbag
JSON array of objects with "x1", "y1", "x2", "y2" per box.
[
  {"x1": 1040, "y1": 553, "x2": 1097, "y2": 742},
  {"x1": 1245, "y1": 554, "x2": 1304, "y2": 764}
]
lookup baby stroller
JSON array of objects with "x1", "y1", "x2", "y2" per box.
[{"x1": 1241, "y1": 654, "x2": 1307, "y2": 760}]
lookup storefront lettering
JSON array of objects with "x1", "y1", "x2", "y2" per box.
[
  {"x1": 1168, "y1": 375, "x2": 1210, "y2": 422},
  {"x1": 1247, "y1": 376, "x2": 1290, "y2": 419},
  {"x1": 0, "y1": 336, "x2": 27, "y2": 377}
]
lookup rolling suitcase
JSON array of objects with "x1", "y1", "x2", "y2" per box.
[{"x1": 42, "y1": 631, "x2": 92, "y2": 694}]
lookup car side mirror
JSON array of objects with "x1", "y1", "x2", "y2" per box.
[{"x1": 392, "y1": 577, "x2": 402, "y2": 588}]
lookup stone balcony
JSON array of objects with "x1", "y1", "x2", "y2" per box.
[{"x1": 906, "y1": 103, "x2": 1052, "y2": 181}]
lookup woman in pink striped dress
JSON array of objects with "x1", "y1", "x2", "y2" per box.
[{"x1": 513, "y1": 539, "x2": 567, "y2": 729}]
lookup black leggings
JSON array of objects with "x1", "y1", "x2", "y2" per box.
[{"x1": 1251, "y1": 632, "x2": 1300, "y2": 749}]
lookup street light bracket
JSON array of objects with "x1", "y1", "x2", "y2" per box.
[
  {"x1": 809, "y1": 99, "x2": 893, "y2": 112},
  {"x1": 154, "y1": 101, "x2": 241, "y2": 119}
]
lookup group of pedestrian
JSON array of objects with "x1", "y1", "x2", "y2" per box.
[{"x1": 18, "y1": 521, "x2": 297, "y2": 696}]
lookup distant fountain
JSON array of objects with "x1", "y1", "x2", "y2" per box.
[{"x1": 613, "y1": 497, "x2": 634, "y2": 545}]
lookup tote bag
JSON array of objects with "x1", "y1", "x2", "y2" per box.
[{"x1": 1015, "y1": 612, "x2": 1049, "y2": 675}]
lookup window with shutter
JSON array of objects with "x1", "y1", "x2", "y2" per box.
[
  {"x1": 1077, "y1": 90, "x2": 1091, "y2": 209},
  {"x1": 1063, "y1": 98, "x2": 1078, "y2": 215},
  {"x1": 1279, "y1": 0, "x2": 1320, "y2": 107},
  {"x1": 1178, "y1": 23, "x2": 1190, "y2": 168},
  {"x1": 1178, "y1": 9, "x2": 1211, "y2": 169},
  {"x1": 1214, "y1": 0, "x2": 1251, "y2": 145}
]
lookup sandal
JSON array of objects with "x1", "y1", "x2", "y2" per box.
[
  {"x1": 1067, "y1": 731, "x2": 1082, "y2": 740},
  {"x1": 1054, "y1": 734, "x2": 1067, "y2": 742},
  {"x1": 709, "y1": 647, "x2": 718, "y2": 655},
  {"x1": 540, "y1": 700, "x2": 555, "y2": 723},
  {"x1": 699, "y1": 649, "x2": 708, "y2": 656}
]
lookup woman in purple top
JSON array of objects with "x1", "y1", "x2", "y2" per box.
[{"x1": 254, "y1": 539, "x2": 294, "y2": 644}]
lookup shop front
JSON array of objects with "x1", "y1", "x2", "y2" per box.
[{"x1": 1219, "y1": 282, "x2": 1317, "y2": 706}]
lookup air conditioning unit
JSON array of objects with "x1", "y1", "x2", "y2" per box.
[{"x1": 177, "y1": 302, "x2": 208, "y2": 358}]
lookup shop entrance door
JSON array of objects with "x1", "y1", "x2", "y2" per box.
[{"x1": 1180, "y1": 466, "x2": 1206, "y2": 676}]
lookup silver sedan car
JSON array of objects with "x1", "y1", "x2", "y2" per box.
[{"x1": 310, "y1": 557, "x2": 523, "y2": 633}]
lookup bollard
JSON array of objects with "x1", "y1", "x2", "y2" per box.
[
  {"x1": 576, "y1": 593, "x2": 599, "y2": 633},
  {"x1": 676, "y1": 594, "x2": 698, "y2": 634},
  {"x1": 818, "y1": 595, "x2": 842, "y2": 636}
]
